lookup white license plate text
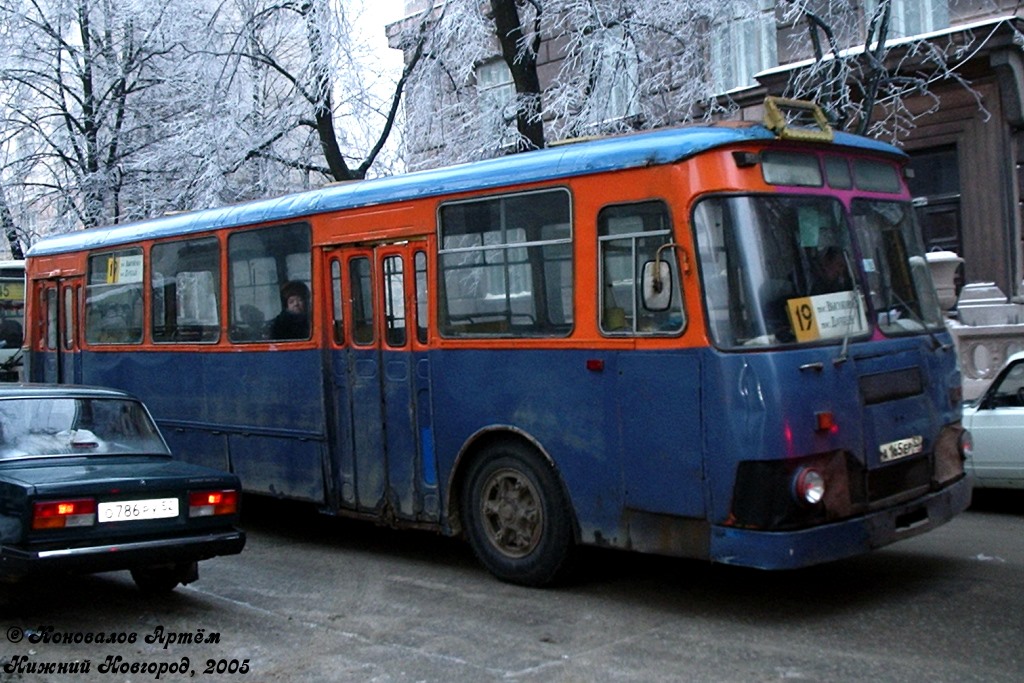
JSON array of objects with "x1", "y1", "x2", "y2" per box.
[{"x1": 98, "y1": 497, "x2": 179, "y2": 523}]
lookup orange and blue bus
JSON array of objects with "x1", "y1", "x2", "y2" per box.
[
  {"x1": 0, "y1": 259, "x2": 25, "y2": 381},
  {"x1": 23, "y1": 100, "x2": 971, "y2": 585}
]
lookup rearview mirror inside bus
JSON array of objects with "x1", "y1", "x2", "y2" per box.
[{"x1": 642, "y1": 261, "x2": 673, "y2": 312}]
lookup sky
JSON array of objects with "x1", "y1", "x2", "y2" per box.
[
  {"x1": 348, "y1": 1, "x2": 412, "y2": 171},
  {"x1": 352, "y1": 0, "x2": 406, "y2": 75}
]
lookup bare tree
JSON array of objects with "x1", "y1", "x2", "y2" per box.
[
  {"x1": 779, "y1": 0, "x2": 990, "y2": 140},
  {"x1": 0, "y1": 182, "x2": 24, "y2": 258},
  {"x1": 401, "y1": 0, "x2": 1007, "y2": 168},
  {"x1": 0, "y1": 0, "x2": 207, "y2": 236},
  {"x1": 1, "y1": 0, "x2": 422, "y2": 241},
  {"x1": 401, "y1": 0, "x2": 757, "y2": 167},
  {"x1": 204, "y1": 0, "x2": 427, "y2": 185},
  {"x1": 489, "y1": 0, "x2": 545, "y2": 151}
]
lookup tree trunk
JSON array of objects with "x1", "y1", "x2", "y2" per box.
[{"x1": 489, "y1": 0, "x2": 545, "y2": 151}]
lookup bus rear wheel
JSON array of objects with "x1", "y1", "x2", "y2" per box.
[{"x1": 461, "y1": 443, "x2": 574, "y2": 587}]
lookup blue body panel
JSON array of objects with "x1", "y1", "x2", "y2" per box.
[
  {"x1": 36, "y1": 322, "x2": 965, "y2": 569},
  {"x1": 701, "y1": 335, "x2": 962, "y2": 522},
  {"x1": 80, "y1": 348, "x2": 328, "y2": 502}
]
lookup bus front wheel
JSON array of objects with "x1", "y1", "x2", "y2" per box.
[{"x1": 461, "y1": 443, "x2": 574, "y2": 587}]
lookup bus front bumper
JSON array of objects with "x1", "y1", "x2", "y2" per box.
[{"x1": 709, "y1": 476, "x2": 972, "y2": 570}]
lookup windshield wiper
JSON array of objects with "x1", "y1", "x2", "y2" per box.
[
  {"x1": 885, "y1": 290, "x2": 951, "y2": 352},
  {"x1": 833, "y1": 249, "x2": 861, "y2": 366}
]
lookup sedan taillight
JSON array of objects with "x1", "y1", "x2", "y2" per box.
[
  {"x1": 32, "y1": 498, "x2": 97, "y2": 529},
  {"x1": 189, "y1": 490, "x2": 239, "y2": 517}
]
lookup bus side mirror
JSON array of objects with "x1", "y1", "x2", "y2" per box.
[{"x1": 641, "y1": 261, "x2": 672, "y2": 312}]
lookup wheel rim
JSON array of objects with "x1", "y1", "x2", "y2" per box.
[{"x1": 479, "y1": 466, "x2": 543, "y2": 559}]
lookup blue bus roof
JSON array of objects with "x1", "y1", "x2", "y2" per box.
[{"x1": 27, "y1": 123, "x2": 903, "y2": 257}]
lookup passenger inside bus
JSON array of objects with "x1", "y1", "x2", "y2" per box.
[
  {"x1": 270, "y1": 281, "x2": 310, "y2": 340},
  {"x1": 809, "y1": 246, "x2": 852, "y2": 295}
]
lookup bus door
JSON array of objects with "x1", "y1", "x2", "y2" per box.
[
  {"x1": 324, "y1": 242, "x2": 438, "y2": 522},
  {"x1": 34, "y1": 277, "x2": 82, "y2": 384}
]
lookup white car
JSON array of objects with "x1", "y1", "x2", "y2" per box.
[{"x1": 962, "y1": 351, "x2": 1024, "y2": 489}]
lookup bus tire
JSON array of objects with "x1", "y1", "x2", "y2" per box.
[{"x1": 461, "y1": 442, "x2": 574, "y2": 587}]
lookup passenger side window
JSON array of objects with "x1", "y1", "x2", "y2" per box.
[
  {"x1": 991, "y1": 362, "x2": 1024, "y2": 408},
  {"x1": 438, "y1": 188, "x2": 573, "y2": 337},
  {"x1": 85, "y1": 249, "x2": 144, "y2": 345},
  {"x1": 151, "y1": 237, "x2": 220, "y2": 343},
  {"x1": 383, "y1": 255, "x2": 406, "y2": 348},
  {"x1": 331, "y1": 259, "x2": 344, "y2": 345},
  {"x1": 63, "y1": 287, "x2": 77, "y2": 350},
  {"x1": 598, "y1": 201, "x2": 684, "y2": 335},
  {"x1": 228, "y1": 223, "x2": 311, "y2": 342},
  {"x1": 44, "y1": 287, "x2": 57, "y2": 350}
]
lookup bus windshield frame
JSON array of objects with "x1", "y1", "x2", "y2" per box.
[{"x1": 695, "y1": 193, "x2": 944, "y2": 349}]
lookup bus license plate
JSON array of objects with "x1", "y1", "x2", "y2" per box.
[
  {"x1": 98, "y1": 498, "x2": 179, "y2": 523},
  {"x1": 879, "y1": 435, "x2": 924, "y2": 463}
]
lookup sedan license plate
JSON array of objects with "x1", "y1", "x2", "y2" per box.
[
  {"x1": 98, "y1": 498, "x2": 179, "y2": 523},
  {"x1": 879, "y1": 435, "x2": 924, "y2": 463}
]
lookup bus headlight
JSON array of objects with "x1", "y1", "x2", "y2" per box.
[
  {"x1": 792, "y1": 467, "x2": 825, "y2": 506},
  {"x1": 730, "y1": 451, "x2": 851, "y2": 529}
]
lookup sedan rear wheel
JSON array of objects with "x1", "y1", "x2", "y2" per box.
[{"x1": 130, "y1": 561, "x2": 198, "y2": 594}]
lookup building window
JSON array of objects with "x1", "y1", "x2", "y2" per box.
[
  {"x1": 475, "y1": 58, "x2": 519, "y2": 150},
  {"x1": 476, "y1": 59, "x2": 514, "y2": 109},
  {"x1": 865, "y1": 0, "x2": 949, "y2": 38},
  {"x1": 583, "y1": 25, "x2": 640, "y2": 125},
  {"x1": 908, "y1": 146, "x2": 962, "y2": 256},
  {"x1": 711, "y1": 1, "x2": 777, "y2": 92}
]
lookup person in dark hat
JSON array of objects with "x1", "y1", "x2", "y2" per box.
[
  {"x1": 270, "y1": 281, "x2": 310, "y2": 340},
  {"x1": 810, "y1": 246, "x2": 852, "y2": 295}
]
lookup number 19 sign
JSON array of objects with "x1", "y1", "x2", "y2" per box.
[
  {"x1": 786, "y1": 291, "x2": 868, "y2": 343},
  {"x1": 105, "y1": 254, "x2": 144, "y2": 285}
]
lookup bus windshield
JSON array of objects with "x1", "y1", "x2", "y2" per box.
[
  {"x1": 695, "y1": 193, "x2": 941, "y2": 348},
  {"x1": 850, "y1": 198, "x2": 945, "y2": 336}
]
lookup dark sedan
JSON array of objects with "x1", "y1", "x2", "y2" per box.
[{"x1": 0, "y1": 384, "x2": 245, "y2": 592}]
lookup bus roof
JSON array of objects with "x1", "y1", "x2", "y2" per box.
[{"x1": 27, "y1": 123, "x2": 903, "y2": 258}]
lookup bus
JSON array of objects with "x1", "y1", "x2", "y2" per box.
[
  {"x1": 0, "y1": 259, "x2": 25, "y2": 381},
  {"x1": 23, "y1": 99, "x2": 971, "y2": 585}
]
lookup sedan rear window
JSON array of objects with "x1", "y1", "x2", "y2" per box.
[{"x1": 0, "y1": 397, "x2": 169, "y2": 459}]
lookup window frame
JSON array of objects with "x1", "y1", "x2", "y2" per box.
[
  {"x1": 436, "y1": 187, "x2": 574, "y2": 339},
  {"x1": 227, "y1": 222, "x2": 312, "y2": 344},
  {"x1": 85, "y1": 248, "x2": 145, "y2": 346},
  {"x1": 150, "y1": 236, "x2": 221, "y2": 344},
  {"x1": 598, "y1": 200, "x2": 686, "y2": 337}
]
